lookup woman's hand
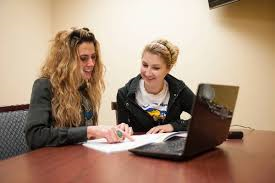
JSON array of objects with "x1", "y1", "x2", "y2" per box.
[
  {"x1": 87, "y1": 125, "x2": 134, "y2": 143},
  {"x1": 146, "y1": 124, "x2": 174, "y2": 134},
  {"x1": 116, "y1": 123, "x2": 133, "y2": 136}
]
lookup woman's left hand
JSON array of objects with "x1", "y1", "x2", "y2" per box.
[{"x1": 146, "y1": 124, "x2": 174, "y2": 134}]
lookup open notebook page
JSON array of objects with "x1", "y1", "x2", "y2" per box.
[{"x1": 83, "y1": 131, "x2": 187, "y2": 153}]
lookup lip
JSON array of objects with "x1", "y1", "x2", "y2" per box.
[
  {"x1": 142, "y1": 75, "x2": 154, "y2": 80},
  {"x1": 82, "y1": 71, "x2": 92, "y2": 79},
  {"x1": 83, "y1": 68, "x2": 93, "y2": 72},
  {"x1": 82, "y1": 70, "x2": 92, "y2": 77},
  {"x1": 144, "y1": 77, "x2": 155, "y2": 82}
]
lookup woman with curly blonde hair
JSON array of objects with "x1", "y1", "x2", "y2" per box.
[
  {"x1": 25, "y1": 27, "x2": 133, "y2": 150},
  {"x1": 117, "y1": 39, "x2": 195, "y2": 134}
]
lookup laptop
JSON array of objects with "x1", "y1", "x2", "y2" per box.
[{"x1": 129, "y1": 83, "x2": 239, "y2": 160}]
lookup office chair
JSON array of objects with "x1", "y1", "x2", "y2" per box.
[
  {"x1": 111, "y1": 101, "x2": 119, "y2": 125},
  {"x1": 0, "y1": 104, "x2": 30, "y2": 160}
]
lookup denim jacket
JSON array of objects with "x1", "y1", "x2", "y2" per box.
[{"x1": 116, "y1": 74, "x2": 195, "y2": 132}]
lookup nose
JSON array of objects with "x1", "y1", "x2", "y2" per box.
[
  {"x1": 144, "y1": 68, "x2": 152, "y2": 77},
  {"x1": 87, "y1": 57, "x2": 95, "y2": 67}
]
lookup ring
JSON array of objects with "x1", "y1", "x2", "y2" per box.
[{"x1": 116, "y1": 130, "x2": 123, "y2": 138}]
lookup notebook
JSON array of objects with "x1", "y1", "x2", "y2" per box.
[
  {"x1": 129, "y1": 83, "x2": 239, "y2": 160},
  {"x1": 83, "y1": 132, "x2": 187, "y2": 153}
]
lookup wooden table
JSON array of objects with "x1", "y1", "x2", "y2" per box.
[{"x1": 0, "y1": 130, "x2": 274, "y2": 183}]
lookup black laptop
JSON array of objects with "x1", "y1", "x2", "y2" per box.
[{"x1": 129, "y1": 83, "x2": 239, "y2": 160}]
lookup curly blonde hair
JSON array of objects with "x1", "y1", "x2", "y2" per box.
[
  {"x1": 142, "y1": 39, "x2": 179, "y2": 69},
  {"x1": 40, "y1": 27, "x2": 105, "y2": 127}
]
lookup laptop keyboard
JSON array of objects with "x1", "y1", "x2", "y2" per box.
[{"x1": 135, "y1": 136, "x2": 186, "y2": 154}]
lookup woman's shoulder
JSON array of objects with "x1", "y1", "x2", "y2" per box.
[
  {"x1": 31, "y1": 78, "x2": 52, "y2": 95},
  {"x1": 165, "y1": 74, "x2": 195, "y2": 95},
  {"x1": 33, "y1": 78, "x2": 51, "y2": 88},
  {"x1": 165, "y1": 74, "x2": 185, "y2": 86},
  {"x1": 119, "y1": 74, "x2": 140, "y2": 90},
  {"x1": 29, "y1": 78, "x2": 53, "y2": 102}
]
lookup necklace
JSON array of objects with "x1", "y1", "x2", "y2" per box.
[{"x1": 80, "y1": 93, "x2": 93, "y2": 126}]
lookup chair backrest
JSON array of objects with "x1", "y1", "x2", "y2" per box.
[
  {"x1": 0, "y1": 104, "x2": 30, "y2": 160},
  {"x1": 111, "y1": 102, "x2": 119, "y2": 125}
]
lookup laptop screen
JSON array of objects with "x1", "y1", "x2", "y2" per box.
[{"x1": 183, "y1": 84, "x2": 239, "y2": 157}]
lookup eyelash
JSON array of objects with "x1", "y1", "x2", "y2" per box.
[
  {"x1": 80, "y1": 55, "x2": 96, "y2": 62},
  {"x1": 142, "y1": 64, "x2": 160, "y2": 70}
]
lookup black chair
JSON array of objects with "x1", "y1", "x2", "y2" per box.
[
  {"x1": 0, "y1": 104, "x2": 30, "y2": 160},
  {"x1": 111, "y1": 102, "x2": 119, "y2": 125}
]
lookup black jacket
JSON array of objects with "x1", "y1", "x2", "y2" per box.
[
  {"x1": 117, "y1": 74, "x2": 195, "y2": 132},
  {"x1": 25, "y1": 78, "x2": 88, "y2": 150}
]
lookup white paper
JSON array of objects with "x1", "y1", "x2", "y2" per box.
[{"x1": 82, "y1": 131, "x2": 187, "y2": 153}]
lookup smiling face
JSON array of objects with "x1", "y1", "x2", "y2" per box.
[
  {"x1": 140, "y1": 51, "x2": 171, "y2": 94},
  {"x1": 78, "y1": 42, "x2": 96, "y2": 80}
]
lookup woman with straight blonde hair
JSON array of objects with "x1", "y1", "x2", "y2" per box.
[{"x1": 25, "y1": 27, "x2": 133, "y2": 150}]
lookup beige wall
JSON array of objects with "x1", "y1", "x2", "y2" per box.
[
  {"x1": 1, "y1": 0, "x2": 274, "y2": 131},
  {"x1": 0, "y1": 0, "x2": 52, "y2": 105}
]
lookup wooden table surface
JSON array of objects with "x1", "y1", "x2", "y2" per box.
[{"x1": 0, "y1": 130, "x2": 274, "y2": 183}]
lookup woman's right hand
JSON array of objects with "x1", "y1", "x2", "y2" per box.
[
  {"x1": 116, "y1": 123, "x2": 133, "y2": 136},
  {"x1": 87, "y1": 126, "x2": 134, "y2": 143}
]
